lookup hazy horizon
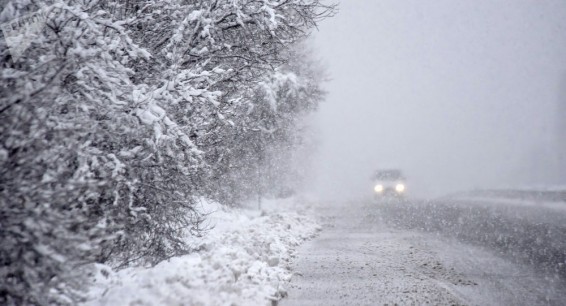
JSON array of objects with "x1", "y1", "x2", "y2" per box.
[{"x1": 310, "y1": 0, "x2": 566, "y2": 199}]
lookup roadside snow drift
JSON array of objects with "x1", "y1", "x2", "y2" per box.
[{"x1": 84, "y1": 199, "x2": 320, "y2": 306}]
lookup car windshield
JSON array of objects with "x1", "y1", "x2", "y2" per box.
[{"x1": 374, "y1": 170, "x2": 403, "y2": 181}]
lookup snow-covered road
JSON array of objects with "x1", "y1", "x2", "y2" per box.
[{"x1": 282, "y1": 200, "x2": 566, "y2": 305}]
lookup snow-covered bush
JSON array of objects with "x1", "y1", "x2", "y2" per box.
[
  {"x1": 204, "y1": 45, "x2": 327, "y2": 204},
  {"x1": 0, "y1": 0, "x2": 335, "y2": 304}
]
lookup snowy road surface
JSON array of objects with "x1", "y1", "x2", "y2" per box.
[{"x1": 282, "y1": 199, "x2": 566, "y2": 305}]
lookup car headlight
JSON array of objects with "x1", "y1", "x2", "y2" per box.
[
  {"x1": 395, "y1": 183, "x2": 405, "y2": 193},
  {"x1": 374, "y1": 184, "x2": 384, "y2": 193}
]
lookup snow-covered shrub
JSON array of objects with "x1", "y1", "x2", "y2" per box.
[
  {"x1": 204, "y1": 45, "x2": 327, "y2": 205},
  {"x1": 0, "y1": 1, "x2": 203, "y2": 303},
  {"x1": 0, "y1": 0, "x2": 335, "y2": 304}
]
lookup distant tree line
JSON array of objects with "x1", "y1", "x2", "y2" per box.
[{"x1": 0, "y1": 0, "x2": 335, "y2": 304}]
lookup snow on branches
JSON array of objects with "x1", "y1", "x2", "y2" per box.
[{"x1": 0, "y1": 0, "x2": 335, "y2": 304}]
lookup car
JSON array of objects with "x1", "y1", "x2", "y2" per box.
[{"x1": 372, "y1": 169, "x2": 406, "y2": 199}]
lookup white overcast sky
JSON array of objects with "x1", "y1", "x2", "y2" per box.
[{"x1": 309, "y1": 0, "x2": 566, "y2": 199}]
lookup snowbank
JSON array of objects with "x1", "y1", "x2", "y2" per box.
[{"x1": 83, "y1": 198, "x2": 320, "y2": 306}]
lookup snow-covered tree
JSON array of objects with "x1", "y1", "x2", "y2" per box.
[
  {"x1": 204, "y1": 44, "x2": 327, "y2": 204},
  {"x1": 0, "y1": 0, "x2": 335, "y2": 304}
]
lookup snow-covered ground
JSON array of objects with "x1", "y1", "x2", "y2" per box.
[
  {"x1": 448, "y1": 188, "x2": 566, "y2": 205},
  {"x1": 452, "y1": 196, "x2": 566, "y2": 211},
  {"x1": 83, "y1": 197, "x2": 320, "y2": 306}
]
